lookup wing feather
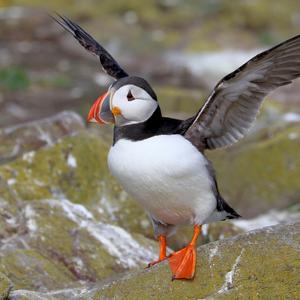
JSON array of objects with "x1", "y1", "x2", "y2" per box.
[
  {"x1": 52, "y1": 14, "x2": 128, "y2": 80},
  {"x1": 185, "y1": 35, "x2": 300, "y2": 150}
]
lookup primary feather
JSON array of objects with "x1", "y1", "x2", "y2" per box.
[
  {"x1": 185, "y1": 35, "x2": 300, "y2": 150},
  {"x1": 52, "y1": 14, "x2": 128, "y2": 80}
]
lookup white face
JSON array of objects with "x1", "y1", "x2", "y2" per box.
[{"x1": 110, "y1": 84, "x2": 158, "y2": 126}]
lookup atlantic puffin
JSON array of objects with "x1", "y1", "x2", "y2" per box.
[{"x1": 54, "y1": 15, "x2": 300, "y2": 280}]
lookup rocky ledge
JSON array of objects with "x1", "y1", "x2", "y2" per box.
[
  {"x1": 7, "y1": 222, "x2": 300, "y2": 300},
  {"x1": 0, "y1": 111, "x2": 299, "y2": 299}
]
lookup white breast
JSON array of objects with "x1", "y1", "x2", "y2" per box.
[{"x1": 107, "y1": 135, "x2": 216, "y2": 225}]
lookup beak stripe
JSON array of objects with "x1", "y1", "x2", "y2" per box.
[
  {"x1": 87, "y1": 101, "x2": 99, "y2": 123},
  {"x1": 87, "y1": 91, "x2": 114, "y2": 125},
  {"x1": 94, "y1": 94, "x2": 104, "y2": 123}
]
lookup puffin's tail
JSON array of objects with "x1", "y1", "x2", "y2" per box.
[
  {"x1": 205, "y1": 195, "x2": 241, "y2": 224},
  {"x1": 217, "y1": 195, "x2": 241, "y2": 220}
]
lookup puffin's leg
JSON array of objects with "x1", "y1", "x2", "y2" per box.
[
  {"x1": 147, "y1": 217, "x2": 176, "y2": 268},
  {"x1": 147, "y1": 235, "x2": 167, "y2": 267},
  {"x1": 168, "y1": 225, "x2": 202, "y2": 280}
]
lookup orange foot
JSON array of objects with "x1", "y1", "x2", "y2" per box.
[
  {"x1": 146, "y1": 235, "x2": 167, "y2": 268},
  {"x1": 147, "y1": 256, "x2": 168, "y2": 268},
  {"x1": 169, "y1": 244, "x2": 196, "y2": 280},
  {"x1": 168, "y1": 225, "x2": 202, "y2": 280}
]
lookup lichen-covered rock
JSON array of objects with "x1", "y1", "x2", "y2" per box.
[
  {"x1": 10, "y1": 287, "x2": 98, "y2": 300},
  {"x1": 0, "y1": 111, "x2": 84, "y2": 165},
  {"x1": 0, "y1": 249, "x2": 76, "y2": 292},
  {"x1": 8, "y1": 222, "x2": 300, "y2": 300},
  {"x1": 0, "y1": 122, "x2": 161, "y2": 292},
  {"x1": 0, "y1": 198, "x2": 158, "y2": 291},
  {"x1": 0, "y1": 129, "x2": 153, "y2": 238},
  {"x1": 0, "y1": 272, "x2": 11, "y2": 300},
  {"x1": 94, "y1": 222, "x2": 300, "y2": 300},
  {"x1": 0, "y1": 111, "x2": 299, "y2": 298}
]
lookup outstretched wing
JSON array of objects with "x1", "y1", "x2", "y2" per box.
[
  {"x1": 52, "y1": 14, "x2": 128, "y2": 80},
  {"x1": 184, "y1": 35, "x2": 300, "y2": 150}
]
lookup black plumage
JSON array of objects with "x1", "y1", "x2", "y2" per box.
[{"x1": 52, "y1": 14, "x2": 128, "y2": 80}]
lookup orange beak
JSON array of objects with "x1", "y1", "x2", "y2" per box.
[{"x1": 87, "y1": 91, "x2": 114, "y2": 124}]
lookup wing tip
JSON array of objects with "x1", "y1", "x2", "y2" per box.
[
  {"x1": 51, "y1": 13, "x2": 129, "y2": 80},
  {"x1": 51, "y1": 13, "x2": 76, "y2": 36}
]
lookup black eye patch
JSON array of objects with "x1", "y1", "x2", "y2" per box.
[{"x1": 127, "y1": 90, "x2": 135, "y2": 101}]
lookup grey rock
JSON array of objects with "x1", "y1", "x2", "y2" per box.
[{"x1": 0, "y1": 111, "x2": 85, "y2": 165}]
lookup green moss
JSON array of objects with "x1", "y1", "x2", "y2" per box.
[
  {"x1": 0, "y1": 272, "x2": 11, "y2": 300},
  {"x1": 30, "y1": 202, "x2": 79, "y2": 258},
  {"x1": 9, "y1": 0, "x2": 300, "y2": 58},
  {"x1": 0, "y1": 128, "x2": 157, "y2": 239},
  {"x1": 0, "y1": 180, "x2": 20, "y2": 224},
  {"x1": 0, "y1": 249, "x2": 75, "y2": 291},
  {"x1": 23, "y1": 200, "x2": 125, "y2": 281},
  {"x1": 73, "y1": 227, "x2": 120, "y2": 279},
  {"x1": 35, "y1": 74, "x2": 72, "y2": 89},
  {"x1": 18, "y1": 198, "x2": 159, "y2": 284},
  {"x1": 0, "y1": 67, "x2": 30, "y2": 91},
  {"x1": 0, "y1": 131, "x2": 109, "y2": 204}
]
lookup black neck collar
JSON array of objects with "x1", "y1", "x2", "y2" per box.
[{"x1": 113, "y1": 106, "x2": 163, "y2": 144}]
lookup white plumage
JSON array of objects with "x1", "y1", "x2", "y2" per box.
[
  {"x1": 111, "y1": 84, "x2": 158, "y2": 126},
  {"x1": 108, "y1": 134, "x2": 217, "y2": 226}
]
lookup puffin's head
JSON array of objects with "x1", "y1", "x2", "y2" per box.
[
  {"x1": 52, "y1": 16, "x2": 158, "y2": 127},
  {"x1": 88, "y1": 76, "x2": 158, "y2": 127}
]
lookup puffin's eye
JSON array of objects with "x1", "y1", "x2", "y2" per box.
[{"x1": 127, "y1": 90, "x2": 135, "y2": 101}]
